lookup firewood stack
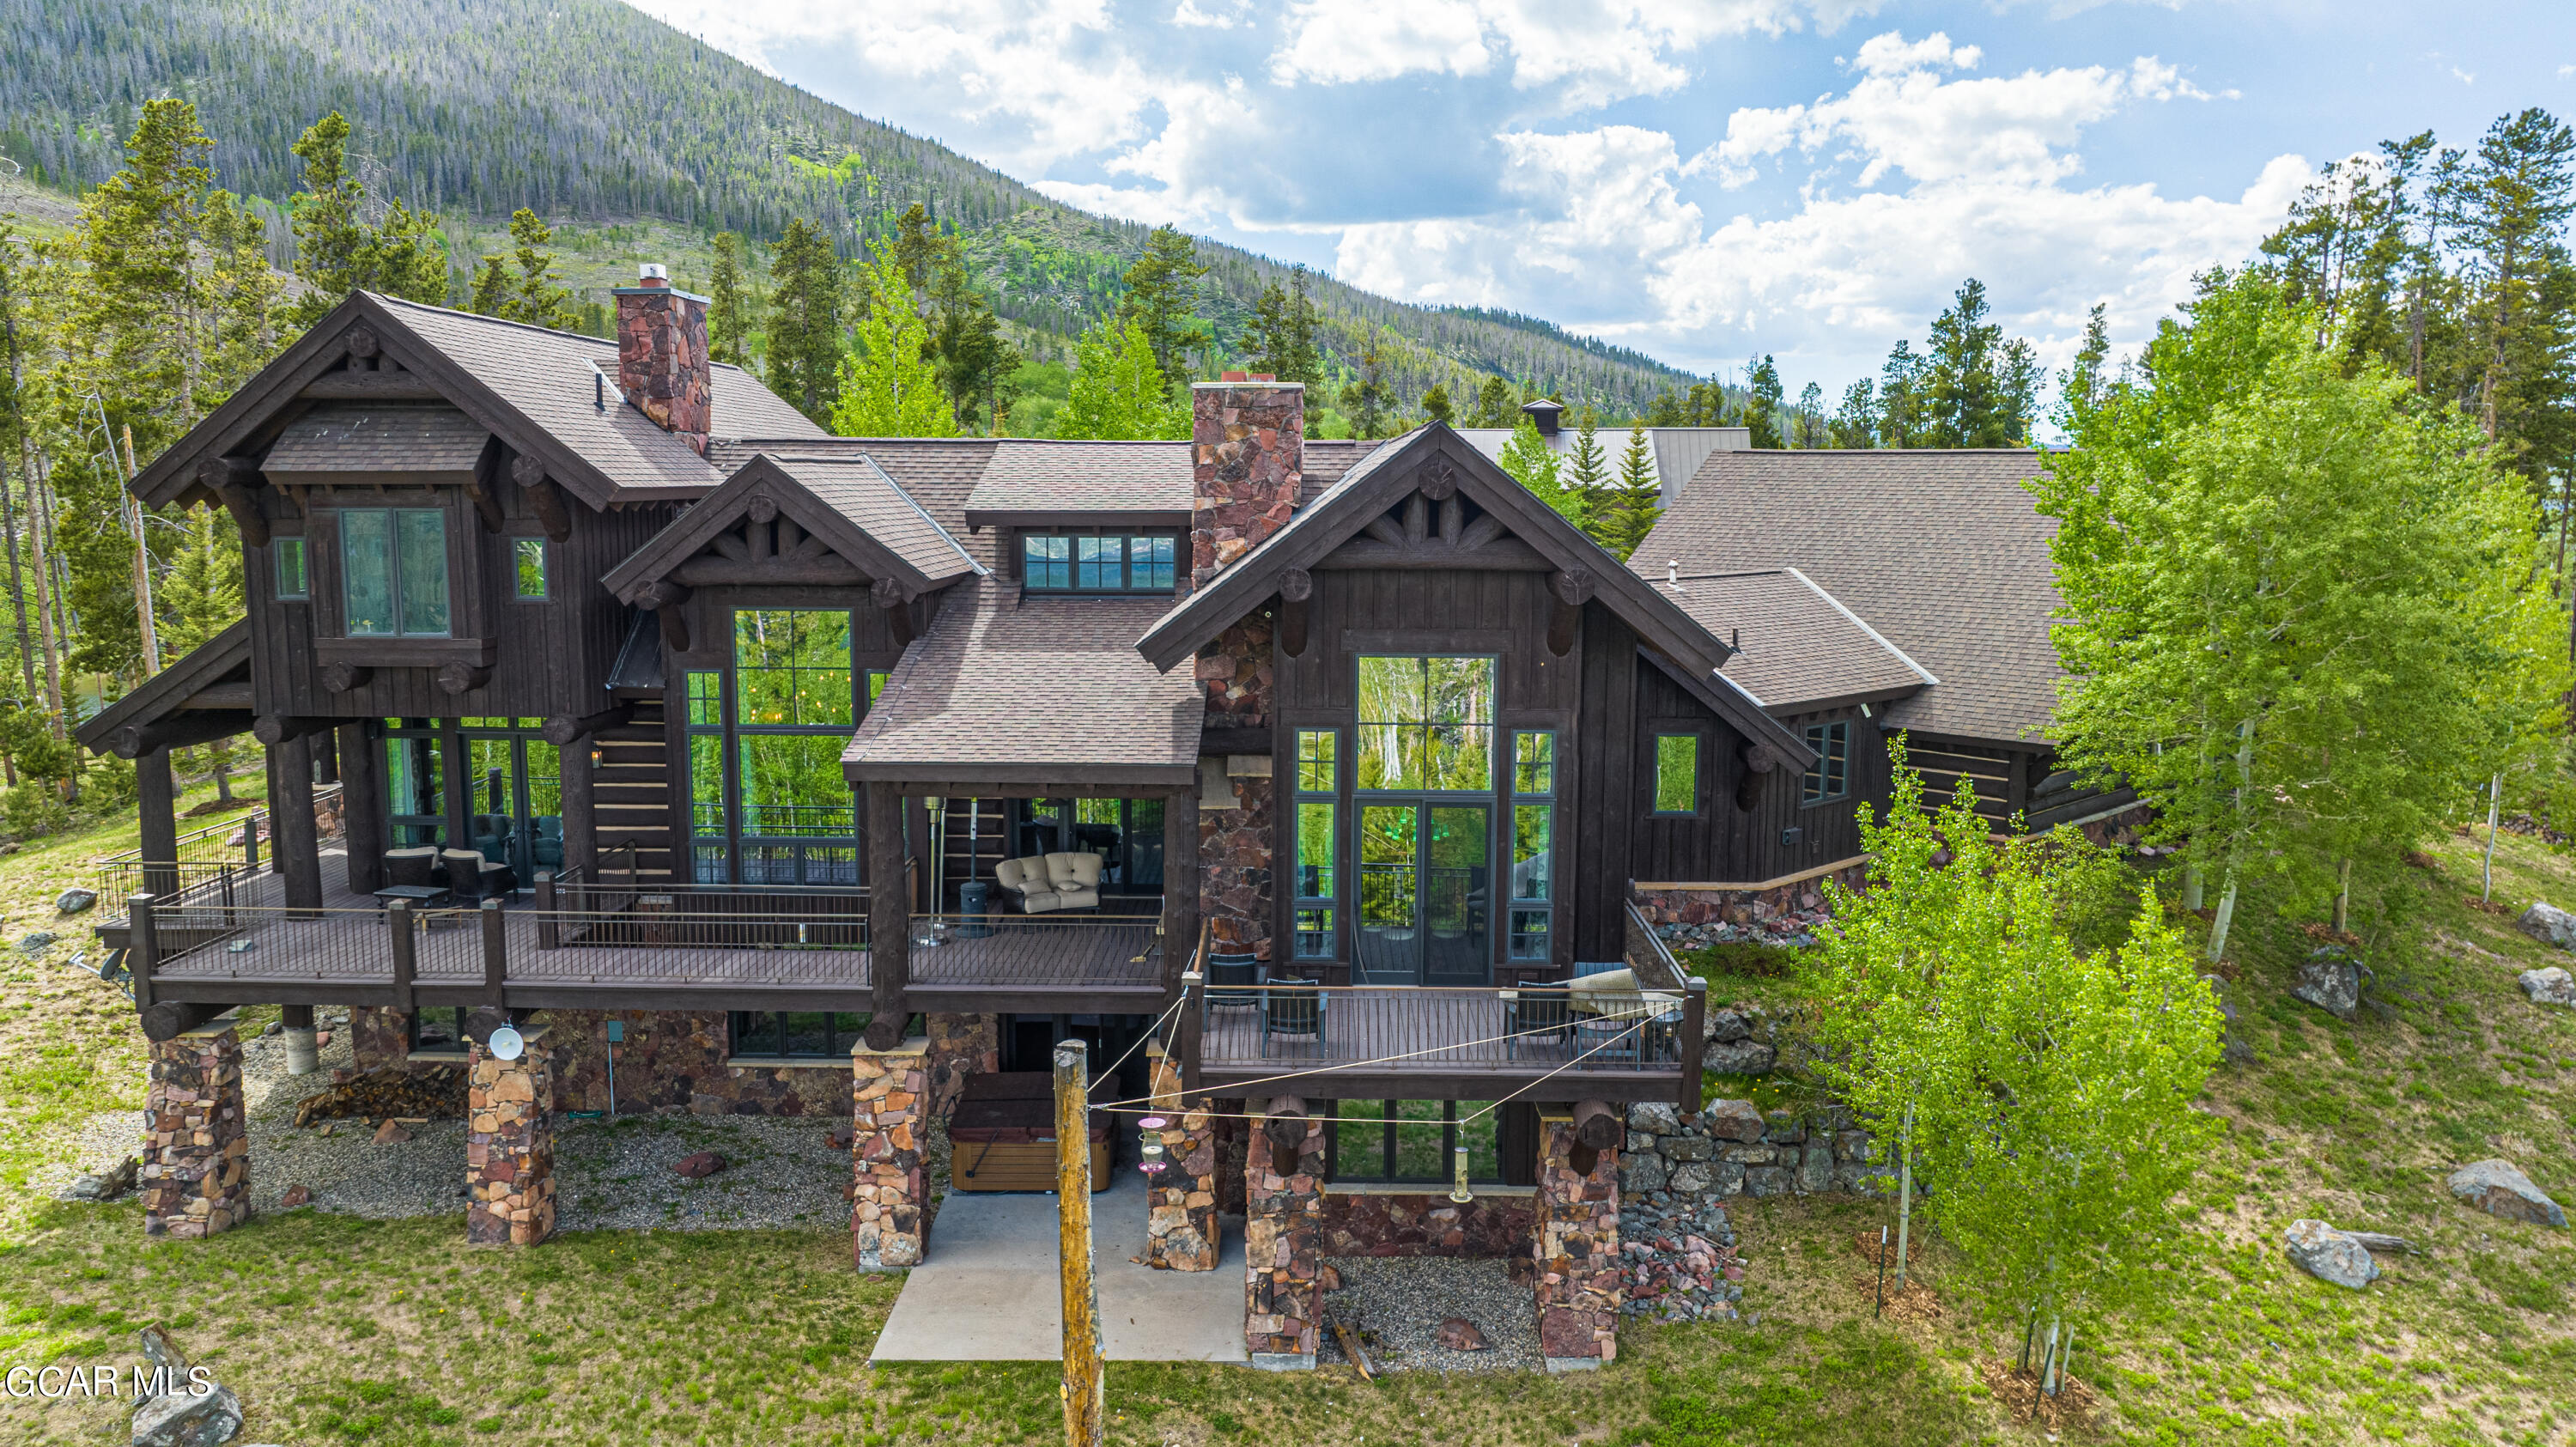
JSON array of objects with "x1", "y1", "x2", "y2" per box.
[{"x1": 293, "y1": 1065, "x2": 467, "y2": 1127}]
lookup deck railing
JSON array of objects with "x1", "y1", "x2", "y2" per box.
[
  {"x1": 1624, "y1": 897, "x2": 1692, "y2": 991},
  {"x1": 1197, "y1": 979, "x2": 1707, "y2": 1080},
  {"x1": 91, "y1": 782, "x2": 347, "y2": 873}
]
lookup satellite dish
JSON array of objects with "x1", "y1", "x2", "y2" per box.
[{"x1": 488, "y1": 1024, "x2": 525, "y2": 1061}]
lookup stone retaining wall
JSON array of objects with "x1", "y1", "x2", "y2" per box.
[
  {"x1": 1620, "y1": 1100, "x2": 1881, "y2": 1202},
  {"x1": 1244, "y1": 1104, "x2": 1326, "y2": 1368},
  {"x1": 1636, "y1": 860, "x2": 1868, "y2": 948},
  {"x1": 353, "y1": 1006, "x2": 859, "y2": 1118}
]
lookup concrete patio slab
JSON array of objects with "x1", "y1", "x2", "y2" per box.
[{"x1": 869, "y1": 1168, "x2": 1249, "y2": 1363}]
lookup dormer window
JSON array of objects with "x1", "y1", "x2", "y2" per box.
[
  {"x1": 1021, "y1": 531, "x2": 1177, "y2": 593},
  {"x1": 340, "y1": 508, "x2": 451, "y2": 637}
]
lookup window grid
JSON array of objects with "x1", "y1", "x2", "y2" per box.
[
  {"x1": 1354, "y1": 654, "x2": 1496, "y2": 793},
  {"x1": 728, "y1": 1010, "x2": 876, "y2": 1059},
  {"x1": 1022, "y1": 532, "x2": 1177, "y2": 593},
  {"x1": 1324, "y1": 1099, "x2": 1504, "y2": 1184},
  {"x1": 1801, "y1": 721, "x2": 1850, "y2": 805},
  {"x1": 1292, "y1": 728, "x2": 1340, "y2": 960},
  {"x1": 1509, "y1": 730, "x2": 1554, "y2": 963}
]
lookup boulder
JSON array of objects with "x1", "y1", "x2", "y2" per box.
[
  {"x1": 2448, "y1": 1159, "x2": 2567, "y2": 1227},
  {"x1": 137, "y1": 1325, "x2": 189, "y2": 1388},
  {"x1": 371, "y1": 1119, "x2": 410, "y2": 1146},
  {"x1": 1703, "y1": 1039, "x2": 1777, "y2": 1075},
  {"x1": 1625, "y1": 1101, "x2": 1681, "y2": 1135},
  {"x1": 1623, "y1": 1152, "x2": 1668, "y2": 1194},
  {"x1": 67, "y1": 1156, "x2": 138, "y2": 1201},
  {"x1": 281, "y1": 1185, "x2": 313, "y2": 1208},
  {"x1": 132, "y1": 1382, "x2": 242, "y2": 1447},
  {"x1": 1668, "y1": 1164, "x2": 1714, "y2": 1195},
  {"x1": 2289, "y1": 949, "x2": 2363, "y2": 1021},
  {"x1": 1435, "y1": 1317, "x2": 1491, "y2": 1351},
  {"x1": 2281, "y1": 1219, "x2": 2380, "y2": 1289},
  {"x1": 1704, "y1": 1099, "x2": 1766, "y2": 1143},
  {"x1": 1703, "y1": 1008, "x2": 1754, "y2": 1043},
  {"x1": 55, "y1": 886, "x2": 96, "y2": 915},
  {"x1": 1743, "y1": 1166, "x2": 1792, "y2": 1198},
  {"x1": 2520, "y1": 901, "x2": 2576, "y2": 950},
  {"x1": 18, "y1": 931, "x2": 56, "y2": 952},
  {"x1": 2519, "y1": 967, "x2": 2576, "y2": 1008},
  {"x1": 672, "y1": 1151, "x2": 727, "y2": 1179},
  {"x1": 1762, "y1": 1110, "x2": 1806, "y2": 1146}
]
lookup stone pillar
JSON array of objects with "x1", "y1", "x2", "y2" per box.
[
  {"x1": 1244, "y1": 1101, "x2": 1325, "y2": 1369},
  {"x1": 141, "y1": 1018, "x2": 249, "y2": 1238},
  {"x1": 1142, "y1": 1051, "x2": 1218, "y2": 1271},
  {"x1": 1534, "y1": 1112, "x2": 1624, "y2": 1371},
  {"x1": 1188, "y1": 379, "x2": 1305, "y2": 591},
  {"x1": 852, "y1": 1035, "x2": 929, "y2": 1269},
  {"x1": 920, "y1": 1012, "x2": 999, "y2": 1126},
  {"x1": 466, "y1": 1026, "x2": 556, "y2": 1246}
]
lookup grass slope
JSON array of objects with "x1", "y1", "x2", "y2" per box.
[{"x1": 2, "y1": 802, "x2": 2572, "y2": 1444}]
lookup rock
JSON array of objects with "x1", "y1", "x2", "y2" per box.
[
  {"x1": 371, "y1": 1119, "x2": 410, "y2": 1146},
  {"x1": 55, "y1": 886, "x2": 96, "y2": 915},
  {"x1": 1704, "y1": 1099, "x2": 1766, "y2": 1143},
  {"x1": 1703, "y1": 1008, "x2": 1753, "y2": 1043},
  {"x1": 137, "y1": 1325, "x2": 189, "y2": 1388},
  {"x1": 1662, "y1": 1134, "x2": 1712, "y2": 1163},
  {"x1": 17, "y1": 931, "x2": 56, "y2": 952},
  {"x1": 2282, "y1": 1219, "x2": 2380, "y2": 1289},
  {"x1": 1623, "y1": 1152, "x2": 1668, "y2": 1194},
  {"x1": 825, "y1": 1128, "x2": 854, "y2": 1151},
  {"x1": 1318, "y1": 1262, "x2": 1341, "y2": 1291},
  {"x1": 2519, "y1": 967, "x2": 2576, "y2": 1008},
  {"x1": 1626, "y1": 1101, "x2": 1681, "y2": 1134},
  {"x1": 1703, "y1": 1039, "x2": 1777, "y2": 1074},
  {"x1": 1434, "y1": 1317, "x2": 1490, "y2": 1351},
  {"x1": 2289, "y1": 948, "x2": 2363, "y2": 1020},
  {"x1": 2448, "y1": 1159, "x2": 2567, "y2": 1227},
  {"x1": 1799, "y1": 1140, "x2": 1834, "y2": 1194},
  {"x1": 1763, "y1": 1110, "x2": 1806, "y2": 1145},
  {"x1": 67, "y1": 1156, "x2": 138, "y2": 1201},
  {"x1": 314, "y1": 1031, "x2": 331, "y2": 1049},
  {"x1": 2520, "y1": 901, "x2": 2576, "y2": 949},
  {"x1": 132, "y1": 1382, "x2": 242, "y2": 1447},
  {"x1": 281, "y1": 1184, "x2": 313, "y2": 1207},
  {"x1": 262, "y1": 1020, "x2": 283, "y2": 1037},
  {"x1": 1743, "y1": 1166, "x2": 1792, "y2": 1198},
  {"x1": 672, "y1": 1151, "x2": 727, "y2": 1179},
  {"x1": 1668, "y1": 1164, "x2": 1714, "y2": 1195}
]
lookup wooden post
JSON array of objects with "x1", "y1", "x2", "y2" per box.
[
  {"x1": 275, "y1": 733, "x2": 323, "y2": 918},
  {"x1": 560, "y1": 734, "x2": 597, "y2": 878},
  {"x1": 389, "y1": 899, "x2": 416, "y2": 1014},
  {"x1": 1680, "y1": 976, "x2": 1706, "y2": 1110},
  {"x1": 339, "y1": 720, "x2": 386, "y2": 895},
  {"x1": 480, "y1": 897, "x2": 507, "y2": 1007},
  {"x1": 1161, "y1": 783, "x2": 1199, "y2": 1002},
  {"x1": 1054, "y1": 1038, "x2": 1105, "y2": 1447},
  {"x1": 137, "y1": 747, "x2": 178, "y2": 899},
  {"x1": 129, "y1": 893, "x2": 158, "y2": 1013},
  {"x1": 534, "y1": 871, "x2": 558, "y2": 950},
  {"x1": 1176, "y1": 970, "x2": 1205, "y2": 1094},
  {"x1": 440, "y1": 720, "x2": 471, "y2": 852},
  {"x1": 866, "y1": 783, "x2": 909, "y2": 1050}
]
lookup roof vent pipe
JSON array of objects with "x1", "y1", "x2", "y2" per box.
[{"x1": 1668, "y1": 560, "x2": 1678, "y2": 586}]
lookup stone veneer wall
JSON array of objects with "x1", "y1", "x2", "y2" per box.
[
  {"x1": 1141, "y1": 1056, "x2": 1219, "y2": 1271},
  {"x1": 1621, "y1": 1100, "x2": 1882, "y2": 1202},
  {"x1": 355, "y1": 1007, "x2": 857, "y2": 1118},
  {"x1": 921, "y1": 1013, "x2": 999, "y2": 1123},
  {"x1": 1197, "y1": 613, "x2": 1277, "y2": 961},
  {"x1": 1533, "y1": 1115, "x2": 1622, "y2": 1371},
  {"x1": 142, "y1": 1022, "x2": 249, "y2": 1238},
  {"x1": 852, "y1": 1037, "x2": 929, "y2": 1270},
  {"x1": 1633, "y1": 860, "x2": 1870, "y2": 945},
  {"x1": 466, "y1": 1028, "x2": 557, "y2": 1246},
  {"x1": 1321, "y1": 1191, "x2": 1534, "y2": 1267},
  {"x1": 1244, "y1": 1105, "x2": 1327, "y2": 1368},
  {"x1": 614, "y1": 281, "x2": 711, "y2": 452},
  {"x1": 1188, "y1": 382, "x2": 1304, "y2": 590}
]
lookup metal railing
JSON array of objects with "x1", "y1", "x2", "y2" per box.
[
  {"x1": 1625, "y1": 897, "x2": 1692, "y2": 991},
  {"x1": 1196, "y1": 979, "x2": 1707, "y2": 1076},
  {"x1": 92, "y1": 782, "x2": 346, "y2": 872},
  {"x1": 518, "y1": 907, "x2": 869, "y2": 988}
]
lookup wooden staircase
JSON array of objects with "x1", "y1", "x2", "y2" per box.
[{"x1": 592, "y1": 699, "x2": 677, "y2": 882}]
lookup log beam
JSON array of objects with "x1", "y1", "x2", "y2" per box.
[
  {"x1": 1278, "y1": 568, "x2": 1312, "y2": 659},
  {"x1": 541, "y1": 702, "x2": 636, "y2": 747},
  {"x1": 106, "y1": 711, "x2": 255, "y2": 760}
]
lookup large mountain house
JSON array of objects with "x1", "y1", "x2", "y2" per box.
[{"x1": 79, "y1": 271, "x2": 2108, "y2": 1371}]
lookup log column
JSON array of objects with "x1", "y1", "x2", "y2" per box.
[
  {"x1": 273, "y1": 733, "x2": 323, "y2": 915},
  {"x1": 1534, "y1": 1104, "x2": 1625, "y2": 1371},
  {"x1": 141, "y1": 1016, "x2": 249, "y2": 1238},
  {"x1": 1244, "y1": 1096, "x2": 1325, "y2": 1369},
  {"x1": 866, "y1": 783, "x2": 909, "y2": 1049},
  {"x1": 337, "y1": 721, "x2": 386, "y2": 895},
  {"x1": 137, "y1": 746, "x2": 179, "y2": 898},
  {"x1": 1161, "y1": 782, "x2": 1200, "y2": 997},
  {"x1": 1141, "y1": 1046, "x2": 1218, "y2": 1271},
  {"x1": 851, "y1": 1033, "x2": 929, "y2": 1269},
  {"x1": 560, "y1": 735, "x2": 597, "y2": 877},
  {"x1": 466, "y1": 1025, "x2": 556, "y2": 1246}
]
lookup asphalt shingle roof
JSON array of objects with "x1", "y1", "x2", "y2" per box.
[
  {"x1": 711, "y1": 437, "x2": 1005, "y2": 569},
  {"x1": 1638, "y1": 448, "x2": 2060, "y2": 745},
  {"x1": 845, "y1": 578, "x2": 1202, "y2": 781},
  {"x1": 963, "y1": 441, "x2": 1193, "y2": 518},
  {"x1": 758, "y1": 453, "x2": 981, "y2": 584},
  {"x1": 1650, "y1": 569, "x2": 1932, "y2": 711},
  {"x1": 261, "y1": 404, "x2": 489, "y2": 474}
]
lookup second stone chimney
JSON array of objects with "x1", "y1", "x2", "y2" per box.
[
  {"x1": 614, "y1": 263, "x2": 711, "y2": 454},
  {"x1": 1189, "y1": 374, "x2": 1304, "y2": 591}
]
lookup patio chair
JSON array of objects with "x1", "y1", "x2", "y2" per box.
[
  {"x1": 386, "y1": 846, "x2": 440, "y2": 890},
  {"x1": 1206, "y1": 950, "x2": 1261, "y2": 1010},
  {"x1": 1260, "y1": 977, "x2": 1325, "y2": 1058},
  {"x1": 441, "y1": 848, "x2": 517, "y2": 906},
  {"x1": 1504, "y1": 983, "x2": 1573, "y2": 1060},
  {"x1": 995, "y1": 852, "x2": 1103, "y2": 914}
]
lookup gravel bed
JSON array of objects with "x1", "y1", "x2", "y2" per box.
[
  {"x1": 1319, "y1": 1256, "x2": 1542, "y2": 1373},
  {"x1": 51, "y1": 1006, "x2": 855, "y2": 1231}
]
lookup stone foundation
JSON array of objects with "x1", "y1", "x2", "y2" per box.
[
  {"x1": 1143, "y1": 1055, "x2": 1219, "y2": 1271},
  {"x1": 1635, "y1": 861, "x2": 1870, "y2": 950},
  {"x1": 1321, "y1": 1190, "x2": 1534, "y2": 1266},
  {"x1": 467, "y1": 1027, "x2": 557, "y2": 1246},
  {"x1": 1534, "y1": 1114, "x2": 1622, "y2": 1371},
  {"x1": 1244, "y1": 1103, "x2": 1327, "y2": 1369},
  {"x1": 852, "y1": 1037, "x2": 929, "y2": 1270},
  {"x1": 141, "y1": 1020, "x2": 249, "y2": 1238},
  {"x1": 359, "y1": 1006, "x2": 851, "y2": 1117}
]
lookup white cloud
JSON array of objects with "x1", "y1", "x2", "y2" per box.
[
  {"x1": 1170, "y1": 0, "x2": 1249, "y2": 27},
  {"x1": 1698, "y1": 31, "x2": 2213, "y2": 190}
]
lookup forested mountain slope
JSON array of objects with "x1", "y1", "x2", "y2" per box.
[{"x1": 0, "y1": 0, "x2": 1695, "y2": 411}]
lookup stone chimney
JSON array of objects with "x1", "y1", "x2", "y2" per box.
[
  {"x1": 1189, "y1": 374, "x2": 1303, "y2": 592},
  {"x1": 614, "y1": 263, "x2": 711, "y2": 454}
]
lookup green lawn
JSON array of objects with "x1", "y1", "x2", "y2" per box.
[{"x1": 3, "y1": 799, "x2": 2573, "y2": 1444}]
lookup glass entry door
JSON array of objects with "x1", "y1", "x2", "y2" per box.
[
  {"x1": 1355, "y1": 803, "x2": 1491, "y2": 985},
  {"x1": 461, "y1": 723, "x2": 562, "y2": 885}
]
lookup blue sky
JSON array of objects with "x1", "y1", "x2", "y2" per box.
[{"x1": 623, "y1": 0, "x2": 2576, "y2": 397}]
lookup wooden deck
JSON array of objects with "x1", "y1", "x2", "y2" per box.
[
  {"x1": 118, "y1": 855, "x2": 1166, "y2": 1015},
  {"x1": 1197, "y1": 988, "x2": 1693, "y2": 1103}
]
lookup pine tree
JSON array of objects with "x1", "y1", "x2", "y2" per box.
[
  {"x1": 832, "y1": 245, "x2": 957, "y2": 438},
  {"x1": 764, "y1": 217, "x2": 843, "y2": 425},
  {"x1": 708, "y1": 231, "x2": 749, "y2": 365},
  {"x1": 2059, "y1": 304, "x2": 2112, "y2": 426},
  {"x1": 502, "y1": 209, "x2": 574, "y2": 330},
  {"x1": 1419, "y1": 382, "x2": 1455, "y2": 426},
  {"x1": 368, "y1": 200, "x2": 450, "y2": 305},
  {"x1": 1829, "y1": 378, "x2": 1877, "y2": 447},
  {"x1": 468, "y1": 255, "x2": 511, "y2": 317},
  {"x1": 1472, "y1": 375, "x2": 1514, "y2": 427},
  {"x1": 1338, "y1": 339, "x2": 1394, "y2": 439},
  {"x1": 1743, "y1": 354, "x2": 1783, "y2": 447},
  {"x1": 1878, "y1": 341, "x2": 1929, "y2": 447},
  {"x1": 288, "y1": 112, "x2": 368, "y2": 326},
  {"x1": 927, "y1": 242, "x2": 1020, "y2": 432},
  {"x1": 1119, "y1": 225, "x2": 1209, "y2": 398},
  {"x1": 1605, "y1": 423, "x2": 1660, "y2": 558},
  {"x1": 1243, "y1": 267, "x2": 1321, "y2": 385},
  {"x1": 1794, "y1": 381, "x2": 1826, "y2": 447}
]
